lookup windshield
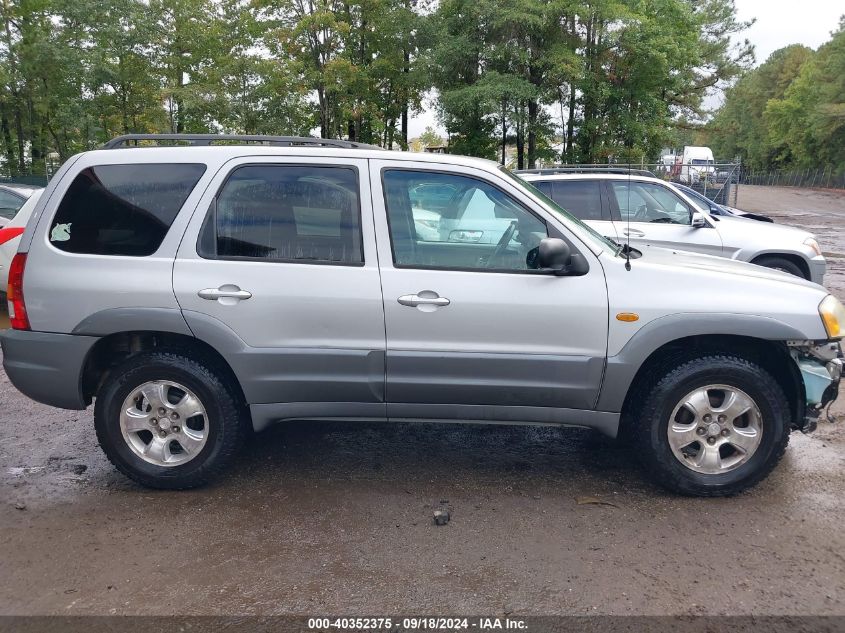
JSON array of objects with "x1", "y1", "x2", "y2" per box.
[
  {"x1": 679, "y1": 187, "x2": 710, "y2": 212},
  {"x1": 497, "y1": 166, "x2": 620, "y2": 256}
]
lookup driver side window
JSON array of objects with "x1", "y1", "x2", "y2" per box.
[
  {"x1": 383, "y1": 170, "x2": 548, "y2": 271},
  {"x1": 611, "y1": 181, "x2": 692, "y2": 225}
]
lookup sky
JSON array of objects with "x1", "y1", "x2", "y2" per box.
[{"x1": 407, "y1": 0, "x2": 845, "y2": 138}]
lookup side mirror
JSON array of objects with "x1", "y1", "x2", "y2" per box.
[
  {"x1": 538, "y1": 237, "x2": 573, "y2": 275},
  {"x1": 691, "y1": 212, "x2": 708, "y2": 228}
]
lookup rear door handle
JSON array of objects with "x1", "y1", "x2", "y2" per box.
[
  {"x1": 397, "y1": 292, "x2": 450, "y2": 308},
  {"x1": 622, "y1": 228, "x2": 645, "y2": 237},
  {"x1": 198, "y1": 286, "x2": 252, "y2": 301}
]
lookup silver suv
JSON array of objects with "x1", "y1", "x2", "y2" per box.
[
  {"x1": 519, "y1": 169, "x2": 826, "y2": 283},
  {"x1": 2, "y1": 135, "x2": 842, "y2": 495}
]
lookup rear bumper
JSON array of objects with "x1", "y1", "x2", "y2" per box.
[
  {"x1": 0, "y1": 329, "x2": 98, "y2": 410},
  {"x1": 809, "y1": 256, "x2": 826, "y2": 286}
]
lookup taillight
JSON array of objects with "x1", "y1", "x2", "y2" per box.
[{"x1": 7, "y1": 253, "x2": 30, "y2": 330}]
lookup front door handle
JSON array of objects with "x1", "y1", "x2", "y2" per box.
[
  {"x1": 397, "y1": 292, "x2": 450, "y2": 309},
  {"x1": 622, "y1": 228, "x2": 645, "y2": 237},
  {"x1": 198, "y1": 285, "x2": 253, "y2": 301}
]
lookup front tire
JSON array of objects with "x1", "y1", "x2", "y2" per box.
[
  {"x1": 632, "y1": 354, "x2": 790, "y2": 496},
  {"x1": 95, "y1": 351, "x2": 246, "y2": 489},
  {"x1": 754, "y1": 255, "x2": 806, "y2": 279}
]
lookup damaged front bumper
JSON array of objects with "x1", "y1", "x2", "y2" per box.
[{"x1": 789, "y1": 341, "x2": 842, "y2": 433}]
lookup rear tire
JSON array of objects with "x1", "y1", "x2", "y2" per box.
[
  {"x1": 95, "y1": 351, "x2": 246, "y2": 489},
  {"x1": 632, "y1": 354, "x2": 790, "y2": 497},
  {"x1": 754, "y1": 256, "x2": 806, "y2": 279}
]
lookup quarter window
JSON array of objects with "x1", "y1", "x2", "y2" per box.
[
  {"x1": 538, "y1": 180, "x2": 604, "y2": 221},
  {"x1": 50, "y1": 164, "x2": 206, "y2": 256},
  {"x1": 199, "y1": 165, "x2": 362, "y2": 264},
  {"x1": 383, "y1": 170, "x2": 548, "y2": 271}
]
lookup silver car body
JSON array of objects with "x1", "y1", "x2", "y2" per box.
[
  {"x1": 2, "y1": 147, "x2": 840, "y2": 439},
  {"x1": 520, "y1": 172, "x2": 826, "y2": 285}
]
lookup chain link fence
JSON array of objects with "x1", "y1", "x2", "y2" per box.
[{"x1": 740, "y1": 166, "x2": 845, "y2": 190}]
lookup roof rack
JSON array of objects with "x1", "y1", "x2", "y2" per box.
[
  {"x1": 101, "y1": 134, "x2": 384, "y2": 150},
  {"x1": 514, "y1": 167, "x2": 656, "y2": 178}
]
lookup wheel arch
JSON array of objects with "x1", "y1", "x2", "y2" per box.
[
  {"x1": 598, "y1": 313, "x2": 810, "y2": 427},
  {"x1": 81, "y1": 330, "x2": 247, "y2": 410},
  {"x1": 613, "y1": 334, "x2": 805, "y2": 438},
  {"x1": 750, "y1": 252, "x2": 811, "y2": 280}
]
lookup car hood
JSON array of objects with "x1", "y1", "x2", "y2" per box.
[
  {"x1": 711, "y1": 212, "x2": 811, "y2": 242},
  {"x1": 636, "y1": 244, "x2": 821, "y2": 290}
]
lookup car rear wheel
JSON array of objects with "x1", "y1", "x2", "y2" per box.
[
  {"x1": 754, "y1": 255, "x2": 806, "y2": 280},
  {"x1": 633, "y1": 354, "x2": 790, "y2": 496},
  {"x1": 95, "y1": 351, "x2": 246, "y2": 489}
]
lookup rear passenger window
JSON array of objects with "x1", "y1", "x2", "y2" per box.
[
  {"x1": 199, "y1": 165, "x2": 362, "y2": 265},
  {"x1": 545, "y1": 180, "x2": 604, "y2": 221},
  {"x1": 50, "y1": 164, "x2": 205, "y2": 256}
]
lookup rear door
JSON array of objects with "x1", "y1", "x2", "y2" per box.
[
  {"x1": 606, "y1": 179, "x2": 723, "y2": 256},
  {"x1": 172, "y1": 156, "x2": 386, "y2": 414},
  {"x1": 531, "y1": 179, "x2": 619, "y2": 242}
]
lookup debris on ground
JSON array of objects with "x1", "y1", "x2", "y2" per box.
[
  {"x1": 576, "y1": 496, "x2": 620, "y2": 509},
  {"x1": 433, "y1": 509, "x2": 451, "y2": 526}
]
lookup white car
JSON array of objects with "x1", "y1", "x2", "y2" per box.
[
  {"x1": 519, "y1": 170, "x2": 826, "y2": 285},
  {"x1": 0, "y1": 189, "x2": 42, "y2": 292},
  {"x1": 0, "y1": 184, "x2": 41, "y2": 228}
]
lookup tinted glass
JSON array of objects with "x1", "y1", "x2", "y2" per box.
[
  {"x1": 200, "y1": 165, "x2": 362, "y2": 264},
  {"x1": 0, "y1": 190, "x2": 24, "y2": 220},
  {"x1": 546, "y1": 180, "x2": 603, "y2": 221},
  {"x1": 384, "y1": 170, "x2": 547, "y2": 271},
  {"x1": 611, "y1": 181, "x2": 691, "y2": 225},
  {"x1": 50, "y1": 164, "x2": 205, "y2": 256}
]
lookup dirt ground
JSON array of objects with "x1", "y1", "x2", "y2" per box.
[{"x1": 0, "y1": 185, "x2": 843, "y2": 617}]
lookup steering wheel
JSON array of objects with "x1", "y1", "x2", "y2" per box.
[
  {"x1": 632, "y1": 204, "x2": 649, "y2": 221},
  {"x1": 485, "y1": 220, "x2": 517, "y2": 268}
]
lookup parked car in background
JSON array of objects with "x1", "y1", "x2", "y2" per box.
[
  {"x1": 0, "y1": 184, "x2": 41, "y2": 228},
  {"x1": 519, "y1": 170, "x2": 825, "y2": 284},
  {"x1": 0, "y1": 189, "x2": 42, "y2": 293},
  {"x1": 674, "y1": 184, "x2": 773, "y2": 223},
  {"x1": 1, "y1": 134, "x2": 841, "y2": 498}
]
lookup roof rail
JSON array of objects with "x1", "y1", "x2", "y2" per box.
[
  {"x1": 101, "y1": 134, "x2": 384, "y2": 150},
  {"x1": 514, "y1": 167, "x2": 656, "y2": 178}
]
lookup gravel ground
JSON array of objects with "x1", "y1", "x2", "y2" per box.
[{"x1": 0, "y1": 185, "x2": 843, "y2": 617}]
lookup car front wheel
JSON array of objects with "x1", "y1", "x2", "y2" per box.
[{"x1": 633, "y1": 354, "x2": 791, "y2": 496}]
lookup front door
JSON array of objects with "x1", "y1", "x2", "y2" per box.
[
  {"x1": 369, "y1": 160, "x2": 609, "y2": 418},
  {"x1": 173, "y1": 157, "x2": 386, "y2": 413},
  {"x1": 606, "y1": 179, "x2": 723, "y2": 256}
]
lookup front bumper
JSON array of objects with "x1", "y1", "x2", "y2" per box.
[
  {"x1": 792, "y1": 341, "x2": 842, "y2": 432},
  {"x1": 0, "y1": 329, "x2": 98, "y2": 410},
  {"x1": 809, "y1": 256, "x2": 826, "y2": 286}
]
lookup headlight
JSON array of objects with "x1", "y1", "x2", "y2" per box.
[
  {"x1": 819, "y1": 294, "x2": 845, "y2": 339},
  {"x1": 803, "y1": 237, "x2": 822, "y2": 256}
]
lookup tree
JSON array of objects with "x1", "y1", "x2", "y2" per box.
[
  {"x1": 708, "y1": 44, "x2": 812, "y2": 168},
  {"x1": 418, "y1": 125, "x2": 443, "y2": 148},
  {"x1": 765, "y1": 18, "x2": 845, "y2": 169}
]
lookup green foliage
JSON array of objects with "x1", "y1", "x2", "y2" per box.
[
  {"x1": 431, "y1": 0, "x2": 753, "y2": 167},
  {"x1": 0, "y1": 0, "x2": 755, "y2": 174},
  {"x1": 709, "y1": 18, "x2": 845, "y2": 172}
]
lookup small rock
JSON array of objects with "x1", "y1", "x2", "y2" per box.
[
  {"x1": 433, "y1": 509, "x2": 450, "y2": 526},
  {"x1": 503, "y1": 604, "x2": 514, "y2": 615},
  {"x1": 14, "y1": 502, "x2": 26, "y2": 511},
  {"x1": 71, "y1": 464, "x2": 88, "y2": 475}
]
